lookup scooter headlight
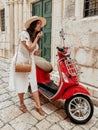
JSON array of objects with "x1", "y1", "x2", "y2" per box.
[{"x1": 62, "y1": 72, "x2": 69, "y2": 83}]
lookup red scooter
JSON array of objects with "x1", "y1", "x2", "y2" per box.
[{"x1": 36, "y1": 29, "x2": 94, "y2": 124}]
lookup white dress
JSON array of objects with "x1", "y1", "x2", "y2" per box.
[{"x1": 9, "y1": 31, "x2": 38, "y2": 93}]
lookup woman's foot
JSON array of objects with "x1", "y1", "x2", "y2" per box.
[
  {"x1": 35, "y1": 106, "x2": 45, "y2": 116},
  {"x1": 20, "y1": 104, "x2": 27, "y2": 113}
]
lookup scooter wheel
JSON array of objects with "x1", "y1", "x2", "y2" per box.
[{"x1": 64, "y1": 94, "x2": 94, "y2": 124}]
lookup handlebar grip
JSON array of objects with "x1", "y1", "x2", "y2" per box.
[{"x1": 56, "y1": 46, "x2": 64, "y2": 52}]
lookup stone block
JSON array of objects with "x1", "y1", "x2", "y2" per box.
[
  {"x1": 90, "y1": 127, "x2": 98, "y2": 130},
  {"x1": 48, "y1": 124, "x2": 63, "y2": 130},
  {"x1": 30, "y1": 127, "x2": 38, "y2": 130},
  {"x1": 9, "y1": 113, "x2": 37, "y2": 130},
  {"x1": 54, "y1": 109, "x2": 67, "y2": 120},
  {"x1": 64, "y1": 17, "x2": 98, "y2": 34},
  {"x1": 94, "y1": 106, "x2": 98, "y2": 118},
  {"x1": 46, "y1": 113, "x2": 60, "y2": 124},
  {"x1": 0, "y1": 100, "x2": 13, "y2": 110},
  {"x1": 75, "y1": 48, "x2": 94, "y2": 66},
  {"x1": 80, "y1": 67, "x2": 98, "y2": 87},
  {"x1": 89, "y1": 33, "x2": 98, "y2": 49},
  {"x1": 72, "y1": 126, "x2": 84, "y2": 130},
  {"x1": 42, "y1": 102, "x2": 58, "y2": 114},
  {"x1": 0, "y1": 120, "x2": 4, "y2": 128},
  {"x1": 0, "y1": 105, "x2": 22, "y2": 123},
  {"x1": 0, "y1": 88, "x2": 7, "y2": 94},
  {"x1": 80, "y1": 116, "x2": 97, "y2": 130},
  {"x1": 95, "y1": 120, "x2": 98, "y2": 128},
  {"x1": 59, "y1": 119, "x2": 75, "y2": 129},
  {"x1": 85, "y1": 85, "x2": 98, "y2": 98},
  {"x1": 0, "y1": 124, "x2": 14, "y2": 130},
  {"x1": 0, "y1": 93, "x2": 11, "y2": 102},
  {"x1": 31, "y1": 109, "x2": 45, "y2": 121},
  {"x1": 91, "y1": 97, "x2": 98, "y2": 107},
  {"x1": 36, "y1": 119, "x2": 51, "y2": 130},
  {"x1": 94, "y1": 50, "x2": 98, "y2": 68}
]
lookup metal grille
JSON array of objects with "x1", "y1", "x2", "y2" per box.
[
  {"x1": 84, "y1": 0, "x2": 98, "y2": 17},
  {"x1": 0, "y1": 9, "x2": 5, "y2": 31}
]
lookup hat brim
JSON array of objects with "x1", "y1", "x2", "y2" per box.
[{"x1": 25, "y1": 16, "x2": 46, "y2": 29}]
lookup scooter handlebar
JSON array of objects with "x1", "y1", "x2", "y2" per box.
[{"x1": 56, "y1": 46, "x2": 64, "y2": 52}]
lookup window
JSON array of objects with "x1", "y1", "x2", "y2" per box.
[
  {"x1": 84, "y1": 0, "x2": 98, "y2": 17},
  {"x1": 0, "y1": 9, "x2": 5, "y2": 31}
]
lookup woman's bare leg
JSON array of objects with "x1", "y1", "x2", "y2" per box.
[
  {"x1": 32, "y1": 91, "x2": 41, "y2": 107},
  {"x1": 18, "y1": 93, "x2": 27, "y2": 112},
  {"x1": 32, "y1": 91, "x2": 45, "y2": 115}
]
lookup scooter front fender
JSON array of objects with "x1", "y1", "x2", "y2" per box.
[{"x1": 62, "y1": 84, "x2": 90, "y2": 100}]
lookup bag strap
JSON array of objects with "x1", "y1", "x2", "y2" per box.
[
  {"x1": 15, "y1": 40, "x2": 20, "y2": 65},
  {"x1": 15, "y1": 39, "x2": 32, "y2": 65}
]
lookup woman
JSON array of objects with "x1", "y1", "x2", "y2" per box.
[{"x1": 9, "y1": 16, "x2": 46, "y2": 115}]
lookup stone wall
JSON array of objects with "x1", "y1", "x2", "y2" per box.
[
  {"x1": 63, "y1": 17, "x2": 98, "y2": 86},
  {"x1": 51, "y1": 0, "x2": 98, "y2": 106},
  {"x1": 61, "y1": 17, "x2": 98, "y2": 105}
]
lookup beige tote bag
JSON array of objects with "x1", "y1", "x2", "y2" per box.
[{"x1": 34, "y1": 55, "x2": 53, "y2": 73}]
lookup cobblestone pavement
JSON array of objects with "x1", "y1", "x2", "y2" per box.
[{"x1": 0, "y1": 68, "x2": 98, "y2": 130}]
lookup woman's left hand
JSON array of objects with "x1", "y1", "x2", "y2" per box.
[
  {"x1": 34, "y1": 50, "x2": 41, "y2": 55},
  {"x1": 37, "y1": 31, "x2": 43, "y2": 39}
]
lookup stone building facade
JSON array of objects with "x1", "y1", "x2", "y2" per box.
[{"x1": 0, "y1": 0, "x2": 98, "y2": 105}]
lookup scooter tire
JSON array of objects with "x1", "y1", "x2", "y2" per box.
[{"x1": 64, "y1": 94, "x2": 94, "y2": 124}]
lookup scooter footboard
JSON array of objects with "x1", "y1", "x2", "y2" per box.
[{"x1": 62, "y1": 85, "x2": 90, "y2": 100}]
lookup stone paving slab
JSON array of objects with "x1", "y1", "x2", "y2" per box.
[
  {"x1": 0, "y1": 120, "x2": 4, "y2": 128},
  {"x1": 42, "y1": 102, "x2": 58, "y2": 114},
  {"x1": 0, "y1": 67, "x2": 98, "y2": 130},
  {"x1": 36, "y1": 119, "x2": 51, "y2": 130},
  {"x1": 80, "y1": 116, "x2": 98, "y2": 130},
  {"x1": 0, "y1": 105, "x2": 22, "y2": 123},
  {"x1": 54, "y1": 109, "x2": 67, "y2": 120},
  {"x1": 94, "y1": 107, "x2": 98, "y2": 118},
  {"x1": 0, "y1": 124, "x2": 14, "y2": 130},
  {"x1": 0, "y1": 80, "x2": 3, "y2": 84},
  {"x1": 48, "y1": 124, "x2": 63, "y2": 130},
  {"x1": 0, "y1": 83, "x2": 8, "y2": 89},
  {"x1": 9, "y1": 113, "x2": 38, "y2": 130},
  {"x1": 72, "y1": 126, "x2": 84, "y2": 130},
  {"x1": 59, "y1": 119, "x2": 75, "y2": 130},
  {"x1": 89, "y1": 127, "x2": 98, "y2": 130},
  {"x1": 31, "y1": 109, "x2": 45, "y2": 121},
  {"x1": 30, "y1": 127, "x2": 38, "y2": 130},
  {"x1": 2, "y1": 77, "x2": 9, "y2": 83},
  {"x1": 46, "y1": 112, "x2": 61, "y2": 124},
  {"x1": 0, "y1": 100, "x2": 13, "y2": 110},
  {"x1": 0, "y1": 88, "x2": 8, "y2": 94},
  {"x1": 0, "y1": 93, "x2": 11, "y2": 102}
]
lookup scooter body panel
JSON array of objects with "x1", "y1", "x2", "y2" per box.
[
  {"x1": 36, "y1": 47, "x2": 90, "y2": 102},
  {"x1": 61, "y1": 84, "x2": 90, "y2": 100},
  {"x1": 36, "y1": 66, "x2": 51, "y2": 83},
  {"x1": 35, "y1": 41, "x2": 93, "y2": 124}
]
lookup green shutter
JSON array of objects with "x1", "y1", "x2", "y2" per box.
[
  {"x1": 33, "y1": 1, "x2": 42, "y2": 16},
  {"x1": 32, "y1": 0, "x2": 52, "y2": 61}
]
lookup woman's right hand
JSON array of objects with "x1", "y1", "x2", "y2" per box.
[
  {"x1": 36, "y1": 31, "x2": 43, "y2": 39},
  {"x1": 34, "y1": 50, "x2": 41, "y2": 55}
]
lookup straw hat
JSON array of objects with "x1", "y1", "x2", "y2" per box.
[{"x1": 25, "y1": 16, "x2": 46, "y2": 29}]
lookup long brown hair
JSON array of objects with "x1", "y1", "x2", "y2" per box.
[{"x1": 26, "y1": 20, "x2": 41, "y2": 44}]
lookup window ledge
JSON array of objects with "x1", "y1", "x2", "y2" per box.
[
  {"x1": 0, "y1": 31, "x2": 6, "y2": 34},
  {"x1": 81, "y1": 16, "x2": 98, "y2": 21}
]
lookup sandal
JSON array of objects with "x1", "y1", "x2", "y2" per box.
[
  {"x1": 35, "y1": 106, "x2": 45, "y2": 116},
  {"x1": 20, "y1": 104, "x2": 27, "y2": 113}
]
